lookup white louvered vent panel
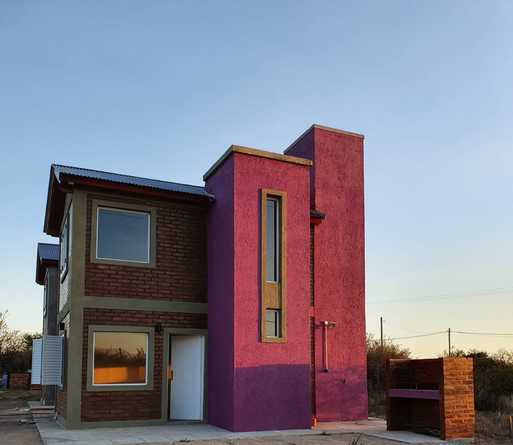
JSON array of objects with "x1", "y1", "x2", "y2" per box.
[
  {"x1": 31, "y1": 338, "x2": 42, "y2": 385},
  {"x1": 41, "y1": 335, "x2": 63, "y2": 385}
]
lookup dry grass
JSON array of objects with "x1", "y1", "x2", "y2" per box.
[{"x1": 475, "y1": 412, "x2": 513, "y2": 444}]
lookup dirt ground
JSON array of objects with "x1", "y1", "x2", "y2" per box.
[
  {"x1": 151, "y1": 433, "x2": 405, "y2": 445},
  {"x1": 0, "y1": 390, "x2": 42, "y2": 445}
]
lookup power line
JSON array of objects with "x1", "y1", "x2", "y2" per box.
[
  {"x1": 453, "y1": 330, "x2": 513, "y2": 337},
  {"x1": 387, "y1": 329, "x2": 513, "y2": 341},
  {"x1": 367, "y1": 286, "x2": 513, "y2": 305},
  {"x1": 390, "y1": 331, "x2": 446, "y2": 341}
]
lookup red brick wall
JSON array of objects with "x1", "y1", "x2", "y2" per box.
[
  {"x1": 81, "y1": 308, "x2": 207, "y2": 422},
  {"x1": 84, "y1": 193, "x2": 207, "y2": 302},
  {"x1": 8, "y1": 373, "x2": 30, "y2": 390},
  {"x1": 441, "y1": 358, "x2": 475, "y2": 440},
  {"x1": 57, "y1": 389, "x2": 66, "y2": 418}
]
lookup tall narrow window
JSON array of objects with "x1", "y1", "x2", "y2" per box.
[
  {"x1": 261, "y1": 190, "x2": 286, "y2": 342},
  {"x1": 266, "y1": 198, "x2": 280, "y2": 282}
]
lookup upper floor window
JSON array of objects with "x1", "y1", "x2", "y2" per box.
[
  {"x1": 60, "y1": 211, "x2": 70, "y2": 280},
  {"x1": 43, "y1": 274, "x2": 48, "y2": 316},
  {"x1": 265, "y1": 198, "x2": 280, "y2": 283},
  {"x1": 96, "y1": 207, "x2": 150, "y2": 264}
]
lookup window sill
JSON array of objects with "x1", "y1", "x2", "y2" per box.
[
  {"x1": 87, "y1": 383, "x2": 154, "y2": 392},
  {"x1": 90, "y1": 257, "x2": 156, "y2": 269},
  {"x1": 261, "y1": 337, "x2": 287, "y2": 344}
]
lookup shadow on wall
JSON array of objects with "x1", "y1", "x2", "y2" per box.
[{"x1": 232, "y1": 364, "x2": 311, "y2": 432}]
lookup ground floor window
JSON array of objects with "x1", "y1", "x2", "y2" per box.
[
  {"x1": 93, "y1": 331, "x2": 148, "y2": 385},
  {"x1": 87, "y1": 326, "x2": 154, "y2": 391}
]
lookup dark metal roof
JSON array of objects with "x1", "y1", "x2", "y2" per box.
[
  {"x1": 38, "y1": 243, "x2": 60, "y2": 262},
  {"x1": 36, "y1": 243, "x2": 59, "y2": 284},
  {"x1": 52, "y1": 164, "x2": 214, "y2": 199}
]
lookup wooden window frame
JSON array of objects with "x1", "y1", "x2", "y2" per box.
[{"x1": 261, "y1": 189, "x2": 287, "y2": 343}]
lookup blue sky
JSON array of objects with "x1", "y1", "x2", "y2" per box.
[{"x1": 1, "y1": 1, "x2": 512, "y2": 357}]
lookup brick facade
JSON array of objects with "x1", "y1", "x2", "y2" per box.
[
  {"x1": 81, "y1": 308, "x2": 207, "y2": 422},
  {"x1": 84, "y1": 193, "x2": 207, "y2": 302},
  {"x1": 9, "y1": 372, "x2": 30, "y2": 390},
  {"x1": 441, "y1": 358, "x2": 475, "y2": 440},
  {"x1": 57, "y1": 389, "x2": 66, "y2": 417}
]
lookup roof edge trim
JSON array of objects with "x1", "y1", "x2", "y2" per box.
[
  {"x1": 203, "y1": 144, "x2": 312, "y2": 181},
  {"x1": 284, "y1": 124, "x2": 364, "y2": 155}
]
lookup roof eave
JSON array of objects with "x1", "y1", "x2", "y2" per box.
[{"x1": 59, "y1": 174, "x2": 215, "y2": 203}]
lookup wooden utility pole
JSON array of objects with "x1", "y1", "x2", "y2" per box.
[{"x1": 448, "y1": 328, "x2": 451, "y2": 356}]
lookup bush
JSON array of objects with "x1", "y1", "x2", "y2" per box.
[
  {"x1": 452, "y1": 349, "x2": 513, "y2": 413},
  {"x1": 366, "y1": 334, "x2": 410, "y2": 417},
  {"x1": 0, "y1": 311, "x2": 41, "y2": 374}
]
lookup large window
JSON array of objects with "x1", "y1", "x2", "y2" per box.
[
  {"x1": 92, "y1": 331, "x2": 148, "y2": 385},
  {"x1": 96, "y1": 207, "x2": 150, "y2": 263},
  {"x1": 261, "y1": 190, "x2": 286, "y2": 342}
]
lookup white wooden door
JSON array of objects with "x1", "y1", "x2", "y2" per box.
[{"x1": 170, "y1": 335, "x2": 205, "y2": 420}]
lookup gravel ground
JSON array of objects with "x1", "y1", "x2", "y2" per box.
[
  {"x1": 0, "y1": 390, "x2": 42, "y2": 445},
  {"x1": 147, "y1": 432, "x2": 401, "y2": 445}
]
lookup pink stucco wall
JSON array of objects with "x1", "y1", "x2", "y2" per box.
[
  {"x1": 206, "y1": 125, "x2": 367, "y2": 431},
  {"x1": 287, "y1": 126, "x2": 368, "y2": 421},
  {"x1": 206, "y1": 151, "x2": 311, "y2": 431}
]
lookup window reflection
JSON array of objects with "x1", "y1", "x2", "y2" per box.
[{"x1": 93, "y1": 332, "x2": 148, "y2": 385}]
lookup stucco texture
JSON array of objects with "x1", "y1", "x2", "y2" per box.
[
  {"x1": 205, "y1": 157, "x2": 235, "y2": 430},
  {"x1": 206, "y1": 152, "x2": 311, "y2": 432},
  {"x1": 233, "y1": 153, "x2": 311, "y2": 431},
  {"x1": 288, "y1": 127, "x2": 368, "y2": 422}
]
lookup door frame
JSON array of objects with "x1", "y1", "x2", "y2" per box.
[{"x1": 161, "y1": 328, "x2": 208, "y2": 422}]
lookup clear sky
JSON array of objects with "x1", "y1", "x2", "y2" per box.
[{"x1": 1, "y1": 1, "x2": 512, "y2": 358}]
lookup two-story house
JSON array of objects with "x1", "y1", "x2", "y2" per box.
[
  {"x1": 38, "y1": 124, "x2": 367, "y2": 430},
  {"x1": 33, "y1": 243, "x2": 60, "y2": 404}
]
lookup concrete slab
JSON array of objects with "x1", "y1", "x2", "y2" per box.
[{"x1": 34, "y1": 417, "x2": 472, "y2": 445}]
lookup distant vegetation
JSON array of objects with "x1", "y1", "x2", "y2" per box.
[
  {"x1": 0, "y1": 311, "x2": 41, "y2": 374},
  {"x1": 366, "y1": 334, "x2": 410, "y2": 417},
  {"x1": 366, "y1": 334, "x2": 513, "y2": 416},
  {"x1": 451, "y1": 349, "x2": 513, "y2": 413}
]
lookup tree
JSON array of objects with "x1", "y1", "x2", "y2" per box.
[
  {"x1": 21, "y1": 332, "x2": 42, "y2": 353},
  {"x1": 367, "y1": 334, "x2": 411, "y2": 416},
  {"x1": 448, "y1": 348, "x2": 513, "y2": 412},
  {"x1": 0, "y1": 311, "x2": 40, "y2": 373},
  {"x1": 0, "y1": 311, "x2": 23, "y2": 356}
]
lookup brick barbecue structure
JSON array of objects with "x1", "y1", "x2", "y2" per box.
[
  {"x1": 36, "y1": 124, "x2": 367, "y2": 430},
  {"x1": 386, "y1": 357, "x2": 475, "y2": 440}
]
